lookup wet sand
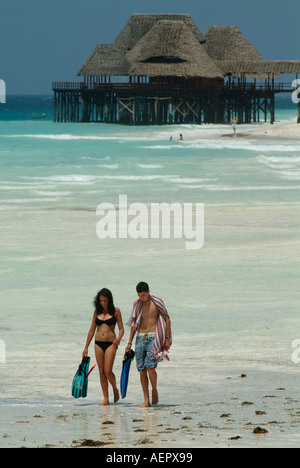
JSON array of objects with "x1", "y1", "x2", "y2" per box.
[
  {"x1": 1, "y1": 361, "x2": 300, "y2": 448},
  {"x1": 247, "y1": 122, "x2": 300, "y2": 139}
]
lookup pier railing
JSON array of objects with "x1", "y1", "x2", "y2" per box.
[
  {"x1": 52, "y1": 82, "x2": 170, "y2": 92},
  {"x1": 224, "y1": 82, "x2": 292, "y2": 92},
  {"x1": 52, "y1": 81, "x2": 293, "y2": 94}
]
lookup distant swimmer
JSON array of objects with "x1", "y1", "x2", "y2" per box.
[
  {"x1": 232, "y1": 117, "x2": 238, "y2": 136},
  {"x1": 179, "y1": 134, "x2": 183, "y2": 140}
]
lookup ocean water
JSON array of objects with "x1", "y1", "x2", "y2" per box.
[{"x1": 0, "y1": 95, "x2": 300, "y2": 446}]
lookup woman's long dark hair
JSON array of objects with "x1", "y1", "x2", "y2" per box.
[{"x1": 93, "y1": 288, "x2": 115, "y2": 316}]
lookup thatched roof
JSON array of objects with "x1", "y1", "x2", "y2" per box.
[
  {"x1": 205, "y1": 26, "x2": 265, "y2": 62},
  {"x1": 78, "y1": 44, "x2": 130, "y2": 76},
  {"x1": 78, "y1": 15, "x2": 300, "y2": 79},
  {"x1": 214, "y1": 60, "x2": 300, "y2": 78},
  {"x1": 78, "y1": 13, "x2": 208, "y2": 77},
  {"x1": 204, "y1": 26, "x2": 288, "y2": 78},
  {"x1": 261, "y1": 61, "x2": 300, "y2": 74},
  {"x1": 114, "y1": 13, "x2": 205, "y2": 49},
  {"x1": 127, "y1": 20, "x2": 224, "y2": 78},
  {"x1": 215, "y1": 61, "x2": 274, "y2": 79}
]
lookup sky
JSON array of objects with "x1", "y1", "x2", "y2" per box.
[{"x1": 0, "y1": 0, "x2": 299, "y2": 94}]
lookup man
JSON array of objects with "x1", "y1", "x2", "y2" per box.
[
  {"x1": 232, "y1": 116, "x2": 238, "y2": 136},
  {"x1": 126, "y1": 282, "x2": 172, "y2": 408}
]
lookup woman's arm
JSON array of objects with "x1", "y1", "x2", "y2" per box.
[
  {"x1": 82, "y1": 310, "x2": 97, "y2": 358},
  {"x1": 113, "y1": 307, "x2": 124, "y2": 347}
]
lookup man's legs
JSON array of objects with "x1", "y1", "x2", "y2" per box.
[
  {"x1": 139, "y1": 369, "x2": 150, "y2": 408},
  {"x1": 136, "y1": 334, "x2": 158, "y2": 407},
  {"x1": 139, "y1": 368, "x2": 158, "y2": 408},
  {"x1": 147, "y1": 368, "x2": 159, "y2": 405}
]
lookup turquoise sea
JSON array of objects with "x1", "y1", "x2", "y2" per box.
[{"x1": 0, "y1": 94, "x2": 299, "y2": 447}]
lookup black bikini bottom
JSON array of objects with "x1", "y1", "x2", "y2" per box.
[{"x1": 95, "y1": 341, "x2": 117, "y2": 352}]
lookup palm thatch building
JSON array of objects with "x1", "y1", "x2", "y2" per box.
[{"x1": 53, "y1": 14, "x2": 300, "y2": 124}]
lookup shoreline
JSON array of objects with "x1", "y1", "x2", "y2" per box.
[{"x1": 182, "y1": 122, "x2": 300, "y2": 141}]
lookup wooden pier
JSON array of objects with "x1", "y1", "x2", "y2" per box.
[{"x1": 52, "y1": 81, "x2": 292, "y2": 125}]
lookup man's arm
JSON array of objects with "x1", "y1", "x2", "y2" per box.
[
  {"x1": 161, "y1": 311, "x2": 172, "y2": 351},
  {"x1": 125, "y1": 327, "x2": 136, "y2": 352}
]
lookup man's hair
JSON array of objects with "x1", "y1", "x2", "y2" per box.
[{"x1": 136, "y1": 282, "x2": 149, "y2": 293}]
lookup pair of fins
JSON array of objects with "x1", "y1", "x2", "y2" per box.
[
  {"x1": 72, "y1": 351, "x2": 135, "y2": 400},
  {"x1": 72, "y1": 356, "x2": 92, "y2": 399},
  {"x1": 120, "y1": 349, "x2": 135, "y2": 399}
]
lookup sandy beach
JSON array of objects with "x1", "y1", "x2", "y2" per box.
[
  {"x1": 1, "y1": 362, "x2": 300, "y2": 448},
  {"x1": 182, "y1": 122, "x2": 300, "y2": 141},
  {"x1": 247, "y1": 122, "x2": 300, "y2": 139}
]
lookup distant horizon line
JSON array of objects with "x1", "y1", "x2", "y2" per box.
[{"x1": 4, "y1": 93, "x2": 53, "y2": 97}]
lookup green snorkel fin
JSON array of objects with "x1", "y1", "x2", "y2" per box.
[{"x1": 72, "y1": 356, "x2": 91, "y2": 399}]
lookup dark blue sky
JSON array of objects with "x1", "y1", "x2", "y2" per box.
[{"x1": 0, "y1": 0, "x2": 299, "y2": 94}]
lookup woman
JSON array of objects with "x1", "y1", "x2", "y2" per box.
[{"x1": 83, "y1": 288, "x2": 124, "y2": 406}]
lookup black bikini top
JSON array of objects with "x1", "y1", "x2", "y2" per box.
[{"x1": 96, "y1": 314, "x2": 117, "y2": 327}]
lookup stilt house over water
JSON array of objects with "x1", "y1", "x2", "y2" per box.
[{"x1": 53, "y1": 14, "x2": 300, "y2": 125}]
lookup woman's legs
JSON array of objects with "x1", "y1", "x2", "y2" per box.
[
  {"x1": 104, "y1": 344, "x2": 119, "y2": 403},
  {"x1": 95, "y1": 343, "x2": 119, "y2": 405},
  {"x1": 95, "y1": 344, "x2": 109, "y2": 405}
]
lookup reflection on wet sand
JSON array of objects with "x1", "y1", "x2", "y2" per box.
[{"x1": 71, "y1": 402, "x2": 178, "y2": 447}]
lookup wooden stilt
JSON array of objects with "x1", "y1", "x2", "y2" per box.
[{"x1": 270, "y1": 94, "x2": 275, "y2": 124}]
